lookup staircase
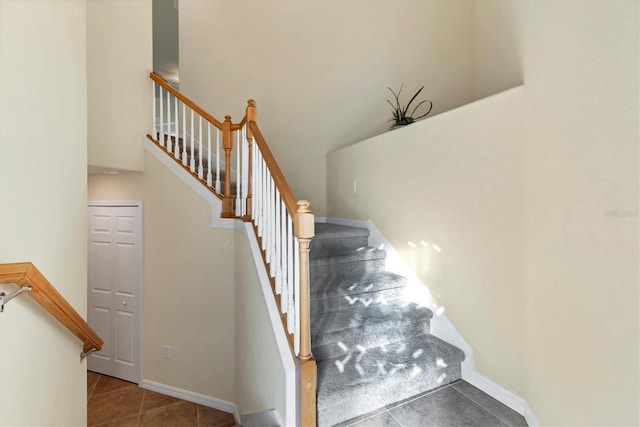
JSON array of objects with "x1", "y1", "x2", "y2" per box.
[{"x1": 310, "y1": 223, "x2": 465, "y2": 426}]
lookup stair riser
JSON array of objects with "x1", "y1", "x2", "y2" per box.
[
  {"x1": 312, "y1": 320, "x2": 430, "y2": 361},
  {"x1": 310, "y1": 271, "x2": 407, "y2": 300},
  {"x1": 317, "y1": 363, "x2": 462, "y2": 427},
  {"x1": 310, "y1": 236, "x2": 370, "y2": 259},
  {"x1": 310, "y1": 259, "x2": 385, "y2": 282},
  {"x1": 311, "y1": 287, "x2": 407, "y2": 317}
]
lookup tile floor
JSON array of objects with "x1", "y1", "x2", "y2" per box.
[
  {"x1": 87, "y1": 371, "x2": 236, "y2": 427},
  {"x1": 88, "y1": 372, "x2": 526, "y2": 427},
  {"x1": 337, "y1": 380, "x2": 528, "y2": 427}
]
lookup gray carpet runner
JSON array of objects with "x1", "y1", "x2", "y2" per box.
[{"x1": 311, "y1": 223, "x2": 465, "y2": 427}]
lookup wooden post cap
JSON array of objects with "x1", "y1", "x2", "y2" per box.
[{"x1": 294, "y1": 200, "x2": 314, "y2": 239}]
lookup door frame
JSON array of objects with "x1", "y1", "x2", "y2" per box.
[{"x1": 88, "y1": 200, "x2": 144, "y2": 384}]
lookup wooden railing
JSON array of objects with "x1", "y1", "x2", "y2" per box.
[
  {"x1": 148, "y1": 73, "x2": 316, "y2": 426},
  {"x1": 0, "y1": 262, "x2": 103, "y2": 354}
]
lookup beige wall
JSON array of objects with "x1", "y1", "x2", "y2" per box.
[
  {"x1": 87, "y1": 0, "x2": 152, "y2": 172},
  {"x1": 328, "y1": 0, "x2": 638, "y2": 424},
  {"x1": 88, "y1": 151, "x2": 236, "y2": 401},
  {"x1": 234, "y1": 232, "x2": 286, "y2": 419},
  {"x1": 328, "y1": 87, "x2": 528, "y2": 395},
  {"x1": 0, "y1": 1, "x2": 89, "y2": 425},
  {"x1": 179, "y1": 0, "x2": 475, "y2": 215},
  {"x1": 471, "y1": 0, "x2": 524, "y2": 99},
  {"x1": 521, "y1": 1, "x2": 638, "y2": 424}
]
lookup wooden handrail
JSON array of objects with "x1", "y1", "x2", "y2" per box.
[
  {"x1": 248, "y1": 121, "x2": 298, "y2": 217},
  {"x1": 0, "y1": 262, "x2": 103, "y2": 353}
]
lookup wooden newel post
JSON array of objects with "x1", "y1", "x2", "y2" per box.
[
  {"x1": 244, "y1": 100, "x2": 256, "y2": 222},
  {"x1": 294, "y1": 200, "x2": 317, "y2": 427},
  {"x1": 221, "y1": 115, "x2": 234, "y2": 218}
]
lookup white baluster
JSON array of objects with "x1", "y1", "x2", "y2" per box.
[
  {"x1": 159, "y1": 88, "x2": 164, "y2": 146},
  {"x1": 269, "y1": 176, "x2": 275, "y2": 273},
  {"x1": 252, "y1": 140, "x2": 257, "y2": 221},
  {"x1": 256, "y1": 151, "x2": 263, "y2": 237},
  {"x1": 285, "y1": 204, "x2": 294, "y2": 334},
  {"x1": 152, "y1": 81, "x2": 157, "y2": 136},
  {"x1": 198, "y1": 116, "x2": 203, "y2": 179},
  {"x1": 294, "y1": 237, "x2": 301, "y2": 356},
  {"x1": 263, "y1": 168, "x2": 269, "y2": 252},
  {"x1": 242, "y1": 125, "x2": 248, "y2": 217},
  {"x1": 182, "y1": 104, "x2": 187, "y2": 165},
  {"x1": 190, "y1": 111, "x2": 195, "y2": 172},
  {"x1": 236, "y1": 130, "x2": 242, "y2": 216},
  {"x1": 216, "y1": 129, "x2": 221, "y2": 192},
  {"x1": 275, "y1": 188, "x2": 282, "y2": 296},
  {"x1": 207, "y1": 123, "x2": 212, "y2": 187},
  {"x1": 287, "y1": 215, "x2": 294, "y2": 334},
  {"x1": 174, "y1": 96, "x2": 179, "y2": 157},
  {"x1": 166, "y1": 91, "x2": 171, "y2": 152}
]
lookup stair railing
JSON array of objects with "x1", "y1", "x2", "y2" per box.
[
  {"x1": 0, "y1": 262, "x2": 104, "y2": 357},
  {"x1": 150, "y1": 72, "x2": 243, "y2": 216},
  {"x1": 148, "y1": 73, "x2": 316, "y2": 426}
]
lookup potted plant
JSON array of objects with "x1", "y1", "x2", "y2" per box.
[{"x1": 387, "y1": 84, "x2": 433, "y2": 129}]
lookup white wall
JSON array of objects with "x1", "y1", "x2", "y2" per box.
[
  {"x1": 0, "y1": 1, "x2": 89, "y2": 425},
  {"x1": 327, "y1": 0, "x2": 638, "y2": 424},
  {"x1": 179, "y1": 0, "x2": 475, "y2": 215},
  {"x1": 87, "y1": 0, "x2": 152, "y2": 173},
  {"x1": 88, "y1": 151, "x2": 236, "y2": 402}
]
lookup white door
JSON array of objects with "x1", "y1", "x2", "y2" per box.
[{"x1": 87, "y1": 203, "x2": 142, "y2": 383}]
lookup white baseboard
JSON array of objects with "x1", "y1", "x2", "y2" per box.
[
  {"x1": 468, "y1": 372, "x2": 539, "y2": 426},
  {"x1": 139, "y1": 379, "x2": 240, "y2": 425}
]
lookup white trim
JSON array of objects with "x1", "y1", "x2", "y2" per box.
[
  {"x1": 468, "y1": 372, "x2": 539, "y2": 426},
  {"x1": 243, "y1": 222, "x2": 297, "y2": 427},
  {"x1": 145, "y1": 138, "x2": 237, "y2": 230},
  {"x1": 241, "y1": 409, "x2": 284, "y2": 427},
  {"x1": 317, "y1": 216, "x2": 538, "y2": 424},
  {"x1": 87, "y1": 201, "x2": 144, "y2": 385},
  {"x1": 140, "y1": 379, "x2": 240, "y2": 425}
]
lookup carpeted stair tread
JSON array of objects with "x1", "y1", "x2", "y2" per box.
[
  {"x1": 310, "y1": 246, "x2": 386, "y2": 267},
  {"x1": 311, "y1": 303, "x2": 433, "y2": 360},
  {"x1": 314, "y1": 223, "x2": 370, "y2": 239},
  {"x1": 311, "y1": 301, "x2": 432, "y2": 337},
  {"x1": 316, "y1": 334, "x2": 465, "y2": 426},
  {"x1": 311, "y1": 223, "x2": 371, "y2": 259},
  {"x1": 311, "y1": 271, "x2": 407, "y2": 299},
  {"x1": 311, "y1": 286, "x2": 408, "y2": 318}
]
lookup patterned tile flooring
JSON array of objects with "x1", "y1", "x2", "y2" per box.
[{"x1": 87, "y1": 371, "x2": 236, "y2": 427}]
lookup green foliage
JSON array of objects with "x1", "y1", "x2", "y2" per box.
[{"x1": 386, "y1": 84, "x2": 433, "y2": 128}]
